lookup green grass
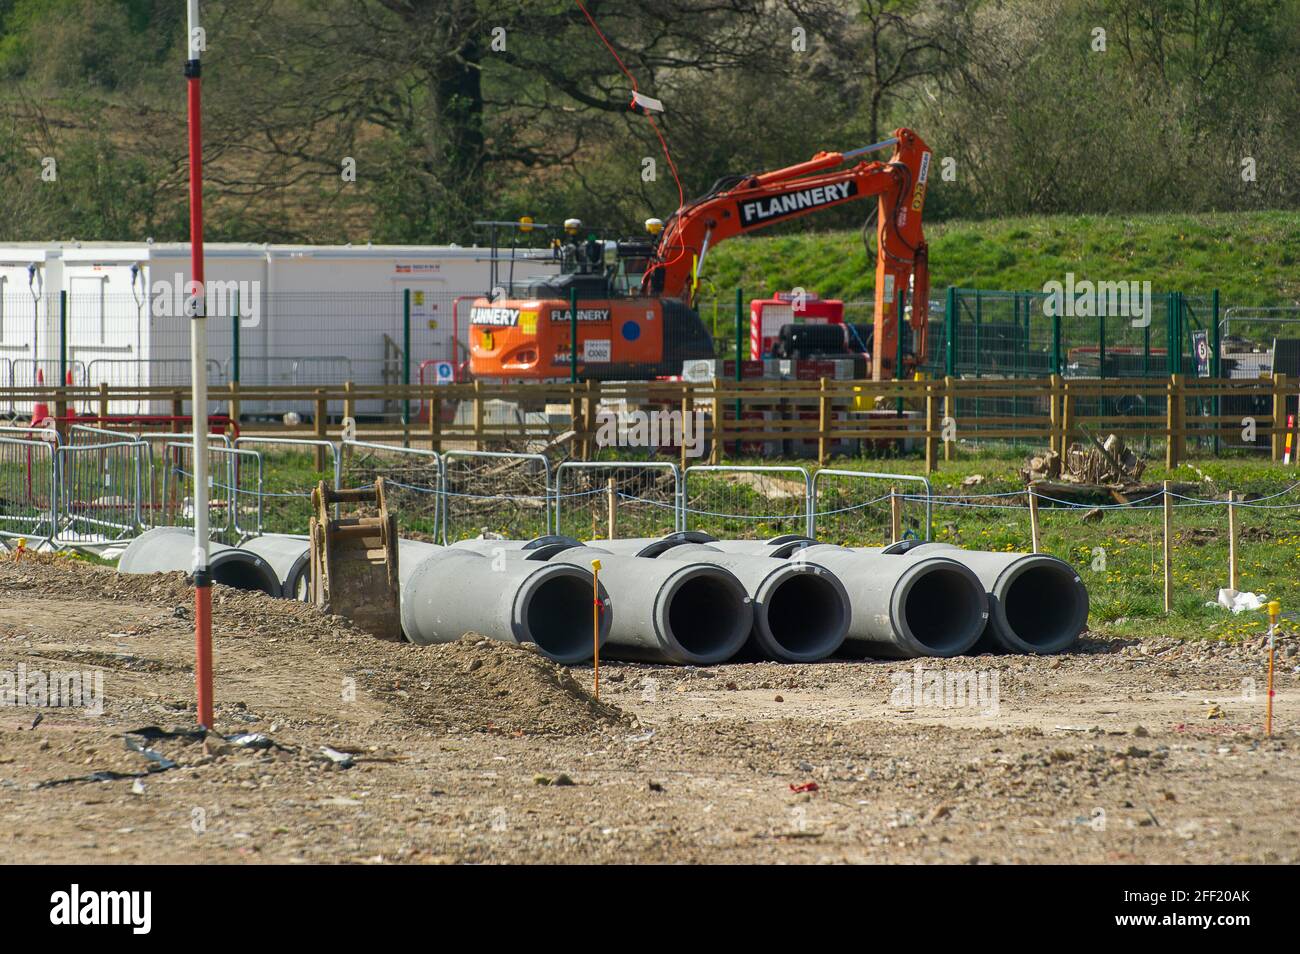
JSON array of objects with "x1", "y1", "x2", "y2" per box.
[{"x1": 701, "y1": 210, "x2": 1300, "y2": 307}]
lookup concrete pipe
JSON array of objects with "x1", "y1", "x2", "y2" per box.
[
  {"x1": 398, "y1": 545, "x2": 609, "y2": 664},
  {"x1": 707, "y1": 537, "x2": 818, "y2": 559},
  {"x1": 582, "y1": 531, "x2": 717, "y2": 558},
  {"x1": 118, "y1": 527, "x2": 281, "y2": 597},
  {"x1": 240, "y1": 534, "x2": 311, "y2": 600},
  {"x1": 793, "y1": 544, "x2": 988, "y2": 658},
  {"x1": 869, "y1": 543, "x2": 1088, "y2": 654},
  {"x1": 594, "y1": 540, "x2": 849, "y2": 663},
  {"x1": 398, "y1": 537, "x2": 443, "y2": 572},
  {"x1": 451, "y1": 535, "x2": 585, "y2": 561},
  {"x1": 546, "y1": 546, "x2": 751, "y2": 665}
]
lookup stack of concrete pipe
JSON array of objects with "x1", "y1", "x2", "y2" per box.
[
  {"x1": 450, "y1": 536, "x2": 754, "y2": 665},
  {"x1": 117, "y1": 529, "x2": 1088, "y2": 664},
  {"x1": 577, "y1": 535, "x2": 850, "y2": 663},
  {"x1": 118, "y1": 527, "x2": 282, "y2": 597},
  {"x1": 868, "y1": 540, "x2": 1089, "y2": 655},
  {"x1": 398, "y1": 538, "x2": 610, "y2": 665},
  {"x1": 704, "y1": 535, "x2": 1087, "y2": 655},
  {"x1": 240, "y1": 533, "x2": 312, "y2": 600},
  {"x1": 704, "y1": 537, "x2": 989, "y2": 658}
]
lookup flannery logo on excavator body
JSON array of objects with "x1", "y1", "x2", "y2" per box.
[{"x1": 470, "y1": 306, "x2": 521, "y2": 326}]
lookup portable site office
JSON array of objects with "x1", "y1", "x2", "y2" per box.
[{"x1": 0, "y1": 241, "x2": 558, "y2": 419}]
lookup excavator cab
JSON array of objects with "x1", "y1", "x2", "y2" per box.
[{"x1": 468, "y1": 218, "x2": 715, "y2": 381}]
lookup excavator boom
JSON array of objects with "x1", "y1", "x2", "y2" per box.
[{"x1": 644, "y1": 128, "x2": 932, "y2": 378}]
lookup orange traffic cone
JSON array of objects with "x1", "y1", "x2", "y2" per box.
[{"x1": 30, "y1": 368, "x2": 49, "y2": 425}]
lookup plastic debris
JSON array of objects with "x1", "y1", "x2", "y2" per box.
[
  {"x1": 319, "y1": 746, "x2": 355, "y2": 768},
  {"x1": 1217, "y1": 589, "x2": 1266, "y2": 614}
]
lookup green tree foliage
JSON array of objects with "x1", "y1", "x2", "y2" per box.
[{"x1": 0, "y1": 0, "x2": 1296, "y2": 243}]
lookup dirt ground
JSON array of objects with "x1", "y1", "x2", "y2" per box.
[{"x1": 1, "y1": 554, "x2": 1296, "y2": 864}]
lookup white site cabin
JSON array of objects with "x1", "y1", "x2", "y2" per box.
[{"x1": 0, "y1": 241, "x2": 554, "y2": 418}]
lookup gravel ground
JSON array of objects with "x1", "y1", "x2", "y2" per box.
[{"x1": 0, "y1": 553, "x2": 1296, "y2": 864}]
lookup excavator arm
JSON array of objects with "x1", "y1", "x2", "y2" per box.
[{"x1": 643, "y1": 128, "x2": 932, "y2": 379}]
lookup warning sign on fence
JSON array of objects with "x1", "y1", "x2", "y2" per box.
[{"x1": 1192, "y1": 330, "x2": 1210, "y2": 377}]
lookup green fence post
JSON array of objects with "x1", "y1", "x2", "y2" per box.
[
  {"x1": 944, "y1": 287, "x2": 956, "y2": 377},
  {"x1": 1175, "y1": 290, "x2": 1183, "y2": 374},
  {"x1": 734, "y1": 287, "x2": 744, "y2": 365},
  {"x1": 569, "y1": 287, "x2": 578, "y2": 385},
  {"x1": 1052, "y1": 306, "x2": 1061, "y2": 376},
  {"x1": 1011, "y1": 292, "x2": 1020, "y2": 376},
  {"x1": 1164, "y1": 291, "x2": 1175, "y2": 376},
  {"x1": 1022, "y1": 292, "x2": 1031, "y2": 376},
  {"x1": 231, "y1": 289, "x2": 240, "y2": 385},
  {"x1": 973, "y1": 290, "x2": 982, "y2": 379},
  {"x1": 1173, "y1": 290, "x2": 1180, "y2": 374},
  {"x1": 1176, "y1": 291, "x2": 1185, "y2": 375},
  {"x1": 59, "y1": 290, "x2": 67, "y2": 388},
  {"x1": 402, "y1": 288, "x2": 411, "y2": 432},
  {"x1": 1210, "y1": 289, "x2": 1221, "y2": 377},
  {"x1": 1175, "y1": 290, "x2": 1182, "y2": 374}
]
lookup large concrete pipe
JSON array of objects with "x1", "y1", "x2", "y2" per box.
[
  {"x1": 869, "y1": 543, "x2": 1088, "y2": 654},
  {"x1": 707, "y1": 537, "x2": 818, "y2": 559},
  {"x1": 542, "y1": 545, "x2": 751, "y2": 665},
  {"x1": 118, "y1": 527, "x2": 281, "y2": 596},
  {"x1": 240, "y1": 534, "x2": 311, "y2": 600},
  {"x1": 578, "y1": 531, "x2": 716, "y2": 558},
  {"x1": 591, "y1": 538, "x2": 849, "y2": 663},
  {"x1": 451, "y1": 535, "x2": 585, "y2": 561},
  {"x1": 398, "y1": 537, "x2": 443, "y2": 572},
  {"x1": 707, "y1": 538, "x2": 987, "y2": 657},
  {"x1": 398, "y1": 545, "x2": 609, "y2": 664},
  {"x1": 784, "y1": 544, "x2": 988, "y2": 658}
]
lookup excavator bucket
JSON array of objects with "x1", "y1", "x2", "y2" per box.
[{"x1": 309, "y1": 478, "x2": 401, "y2": 641}]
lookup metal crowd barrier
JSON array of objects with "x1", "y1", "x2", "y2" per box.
[
  {"x1": 0, "y1": 435, "x2": 59, "y2": 546},
  {"x1": 0, "y1": 432, "x2": 947, "y2": 550}
]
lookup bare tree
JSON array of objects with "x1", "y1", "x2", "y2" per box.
[{"x1": 781, "y1": 0, "x2": 965, "y2": 143}]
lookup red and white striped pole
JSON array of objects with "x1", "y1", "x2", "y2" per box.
[{"x1": 186, "y1": 0, "x2": 213, "y2": 730}]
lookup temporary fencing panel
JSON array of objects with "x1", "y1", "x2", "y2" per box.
[
  {"x1": 554, "y1": 460, "x2": 683, "y2": 539},
  {"x1": 53, "y1": 440, "x2": 146, "y2": 545},
  {"x1": 683, "y1": 465, "x2": 813, "y2": 537},
  {"x1": 810, "y1": 469, "x2": 933, "y2": 542},
  {"x1": 340, "y1": 440, "x2": 442, "y2": 541},
  {"x1": 0, "y1": 436, "x2": 58, "y2": 545},
  {"x1": 160, "y1": 441, "x2": 262, "y2": 542},
  {"x1": 441, "y1": 449, "x2": 552, "y2": 542},
  {"x1": 232, "y1": 437, "x2": 339, "y2": 536}
]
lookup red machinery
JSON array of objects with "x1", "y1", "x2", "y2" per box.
[
  {"x1": 469, "y1": 128, "x2": 932, "y2": 382},
  {"x1": 749, "y1": 292, "x2": 846, "y2": 360}
]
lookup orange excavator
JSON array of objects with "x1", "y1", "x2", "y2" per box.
[{"x1": 469, "y1": 127, "x2": 932, "y2": 382}]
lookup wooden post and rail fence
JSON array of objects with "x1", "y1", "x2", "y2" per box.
[{"x1": 5, "y1": 373, "x2": 1294, "y2": 472}]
